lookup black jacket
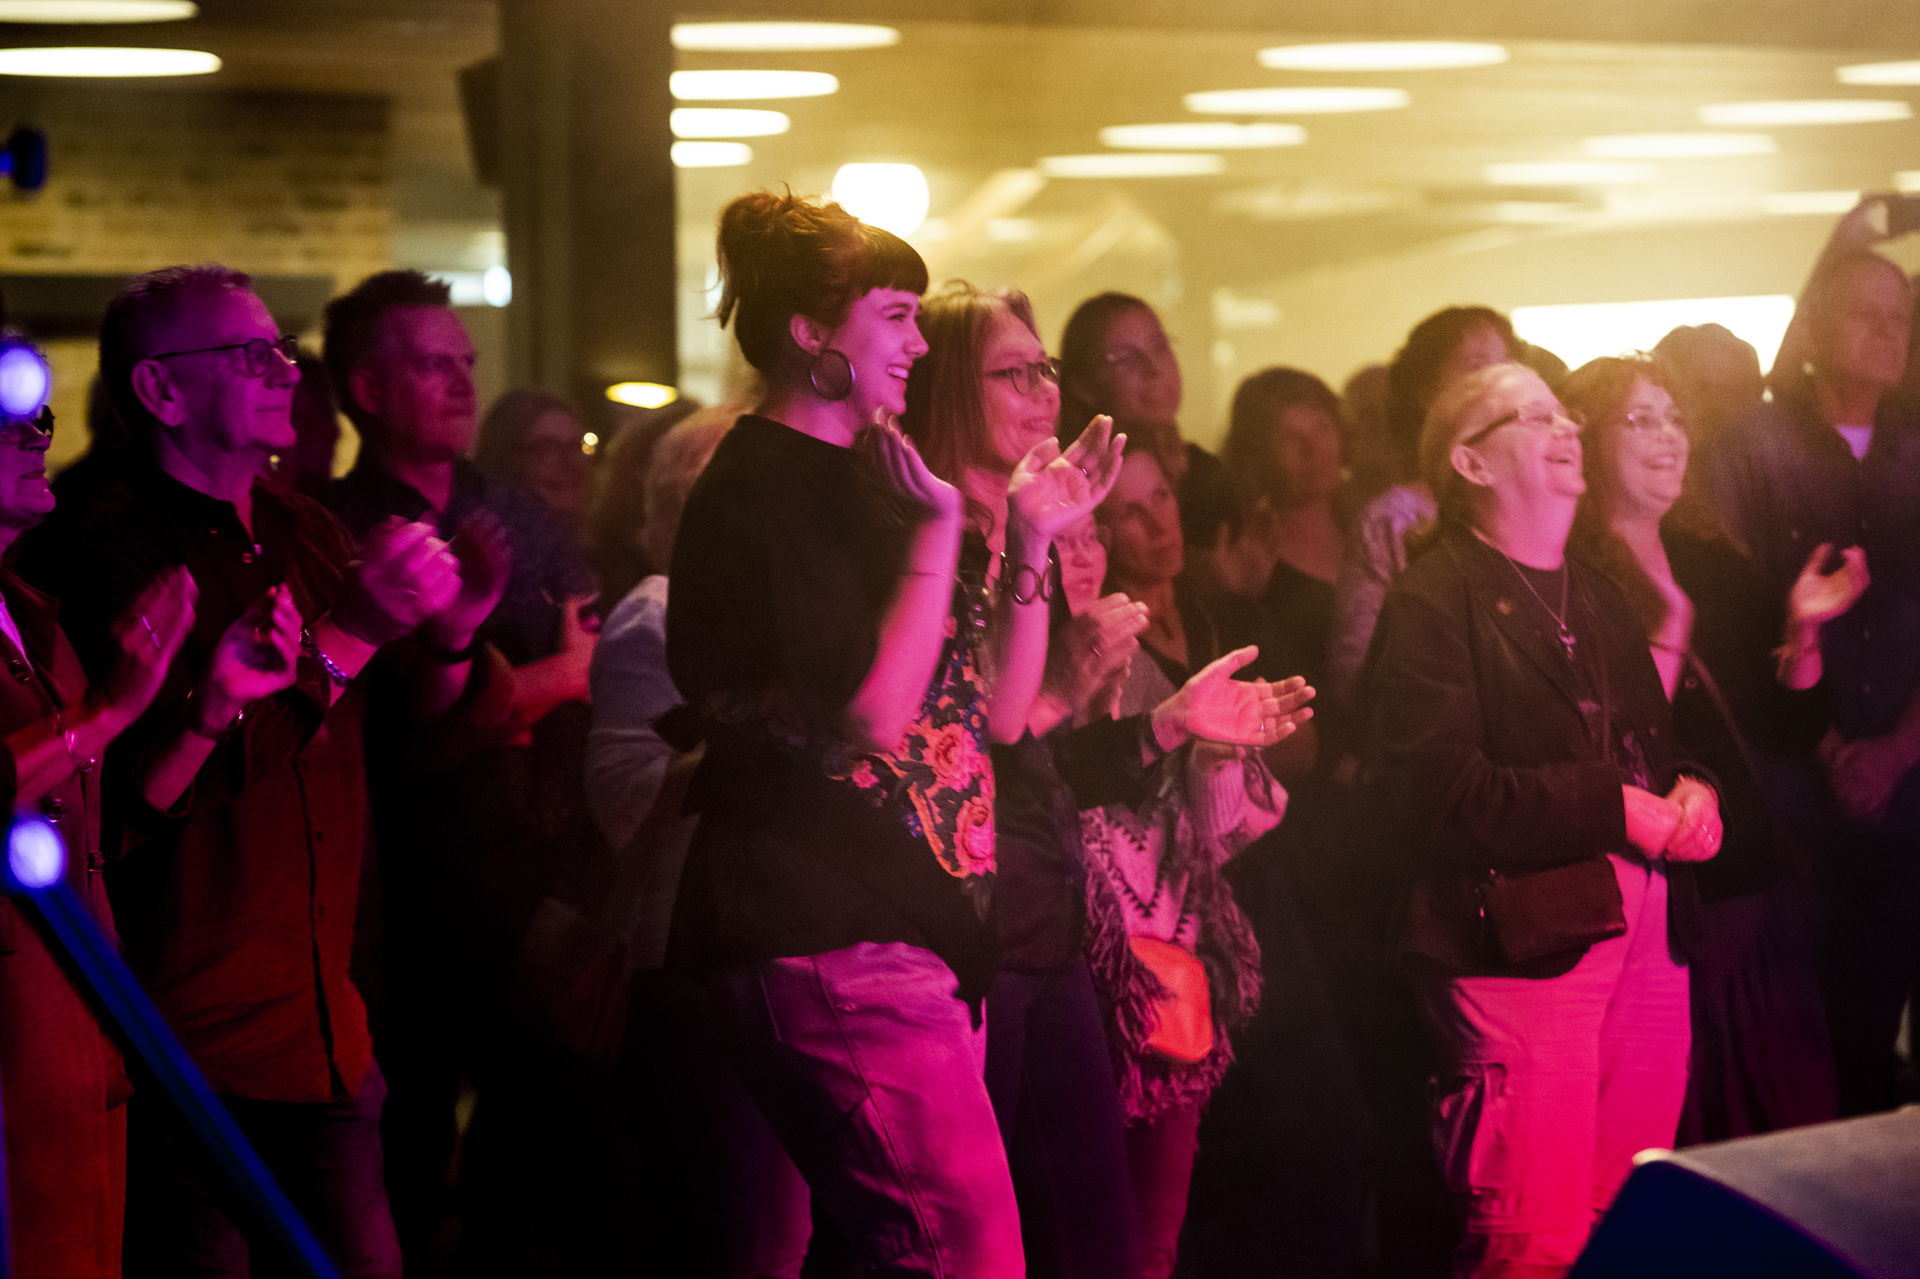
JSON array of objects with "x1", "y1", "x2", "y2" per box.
[{"x1": 1359, "y1": 527, "x2": 1699, "y2": 974}]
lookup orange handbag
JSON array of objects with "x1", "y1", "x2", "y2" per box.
[{"x1": 1129, "y1": 936, "x2": 1215, "y2": 1063}]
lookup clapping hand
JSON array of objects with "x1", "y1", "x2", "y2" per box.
[
  {"x1": 858, "y1": 413, "x2": 962, "y2": 523},
  {"x1": 337, "y1": 520, "x2": 463, "y2": 646},
  {"x1": 102, "y1": 566, "x2": 197, "y2": 728},
  {"x1": 1788, "y1": 543, "x2": 1869, "y2": 632},
  {"x1": 1661, "y1": 776, "x2": 1723, "y2": 862},
  {"x1": 1152, "y1": 645, "x2": 1315, "y2": 751},
  {"x1": 421, "y1": 512, "x2": 513, "y2": 652},
  {"x1": 200, "y1": 584, "x2": 302, "y2": 726},
  {"x1": 1045, "y1": 593, "x2": 1148, "y2": 720},
  {"x1": 1007, "y1": 415, "x2": 1127, "y2": 544}
]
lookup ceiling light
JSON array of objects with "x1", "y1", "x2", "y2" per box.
[
  {"x1": 1837, "y1": 61, "x2": 1920, "y2": 86},
  {"x1": 0, "y1": 45, "x2": 216, "y2": 76},
  {"x1": 1700, "y1": 100, "x2": 1911, "y2": 126},
  {"x1": 831, "y1": 163, "x2": 930, "y2": 237},
  {"x1": 671, "y1": 141, "x2": 751, "y2": 168},
  {"x1": 1257, "y1": 41, "x2": 1507, "y2": 72},
  {"x1": 670, "y1": 108, "x2": 789, "y2": 138},
  {"x1": 0, "y1": 0, "x2": 195, "y2": 18},
  {"x1": 669, "y1": 69, "x2": 837, "y2": 101},
  {"x1": 1762, "y1": 190, "x2": 1862, "y2": 216},
  {"x1": 1583, "y1": 132, "x2": 1775, "y2": 159},
  {"x1": 1040, "y1": 153, "x2": 1225, "y2": 178},
  {"x1": 670, "y1": 22, "x2": 899, "y2": 52},
  {"x1": 1100, "y1": 122, "x2": 1305, "y2": 149},
  {"x1": 1897, "y1": 171, "x2": 1920, "y2": 193},
  {"x1": 1184, "y1": 87, "x2": 1409, "y2": 115},
  {"x1": 1484, "y1": 161, "x2": 1656, "y2": 185},
  {"x1": 607, "y1": 382, "x2": 680, "y2": 410}
]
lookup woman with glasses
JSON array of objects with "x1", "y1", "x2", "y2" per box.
[
  {"x1": 476, "y1": 389, "x2": 593, "y2": 532},
  {"x1": 1361, "y1": 361, "x2": 1722, "y2": 1278},
  {"x1": 1563, "y1": 353, "x2": 1860, "y2": 1144},
  {"x1": 1058, "y1": 293, "x2": 1190, "y2": 485}
]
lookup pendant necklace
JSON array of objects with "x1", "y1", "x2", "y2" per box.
[{"x1": 1500, "y1": 552, "x2": 1577, "y2": 663}]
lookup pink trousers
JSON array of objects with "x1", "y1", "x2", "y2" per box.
[{"x1": 1413, "y1": 854, "x2": 1690, "y2": 1279}]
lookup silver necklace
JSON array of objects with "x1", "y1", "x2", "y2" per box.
[{"x1": 1499, "y1": 551, "x2": 1577, "y2": 662}]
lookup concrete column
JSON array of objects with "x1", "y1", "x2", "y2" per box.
[{"x1": 496, "y1": 0, "x2": 678, "y2": 426}]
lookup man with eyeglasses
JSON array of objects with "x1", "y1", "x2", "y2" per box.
[
  {"x1": 15, "y1": 264, "x2": 513, "y2": 1278},
  {"x1": 1700, "y1": 228, "x2": 1920, "y2": 1120}
]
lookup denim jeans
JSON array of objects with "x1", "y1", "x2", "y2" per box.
[
  {"x1": 717, "y1": 941, "x2": 1024, "y2": 1278},
  {"x1": 125, "y1": 1064, "x2": 401, "y2": 1279}
]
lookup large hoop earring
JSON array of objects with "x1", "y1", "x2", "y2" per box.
[{"x1": 808, "y1": 348, "x2": 855, "y2": 402}]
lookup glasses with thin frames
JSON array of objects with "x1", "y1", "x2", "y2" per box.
[
  {"x1": 1620, "y1": 407, "x2": 1687, "y2": 437},
  {"x1": 986, "y1": 357, "x2": 1061, "y2": 398},
  {"x1": 1460, "y1": 405, "x2": 1583, "y2": 449},
  {"x1": 148, "y1": 334, "x2": 300, "y2": 379}
]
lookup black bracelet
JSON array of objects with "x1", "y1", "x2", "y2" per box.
[{"x1": 1001, "y1": 558, "x2": 1054, "y2": 606}]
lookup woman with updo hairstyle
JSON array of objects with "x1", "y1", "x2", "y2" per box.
[
  {"x1": 1563, "y1": 353, "x2": 1860, "y2": 1145},
  {"x1": 667, "y1": 191, "x2": 1086, "y2": 1273},
  {"x1": 1363, "y1": 360, "x2": 1723, "y2": 1277},
  {"x1": 901, "y1": 281, "x2": 1303, "y2": 1278},
  {"x1": 1326, "y1": 306, "x2": 1520, "y2": 703}
]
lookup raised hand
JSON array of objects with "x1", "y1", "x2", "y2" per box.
[
  {"x1": 1152, "y1": 645, "x2": 1315, "y2": 750},
  {"x1": 1007, "y1": 415, "x2": 1127, "y2": 544},
  {"x1": 422, "y1": 512, "x2": 513, "y2": 651},
  {"x1": 102, "y1": 565, "x2": 197, "y2": 727},
  {"x1": 198, "y1": 584, "x2": 302, "y2": 728},
  {"x1": 858, "y1": 414, "x2": 962, "y2": 523},
  {"x1": 336, "y1": 519, "x2": 463, "y2": 646},
  {"x1": 1788, "y1": 543, "x2": 1869, "y2": 631}
]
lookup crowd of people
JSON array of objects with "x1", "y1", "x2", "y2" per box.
[{"x1": 0, "y1": 183, "x2": 1916, "y2": 1279}]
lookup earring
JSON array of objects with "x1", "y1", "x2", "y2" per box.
[{"x1": 808, "y1": 349, "x2": 855, "y2": 402}]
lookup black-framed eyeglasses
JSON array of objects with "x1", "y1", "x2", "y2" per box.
[
  {"x1": 148, "y1": 334, "x2": 300, "y2": 379},
  {"x1": 0, "y1": 406, "x2": 52, "y2": 444},
  {"x1": 986, "y1": 357, "x2": 1061, "y2": 397},
  {"x1": 1460, "y1": 405, "x2": 1583, "y2": 448}
]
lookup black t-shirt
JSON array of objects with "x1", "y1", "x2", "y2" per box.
[{"x1": 665, "y1": 415, "x2": 998, "y2": 999}]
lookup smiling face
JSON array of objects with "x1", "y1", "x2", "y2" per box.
[
  {"x1": 832, "y1": 286, "x2": 928, "y2": 421},
  {"x1": 1090, "y1": 305, "x2": 1182, "y2": 429},
  {"x1": 0, "y1": 419, "x2": 53, "y2": 534},
  {"x1": 1455, "y1": 366, "x2": 1584, "y2": 507},
  {"x1": 1599, "y1": 376, "x2": 1689, "y2": 522},
  {"x1": 978, "y1": 305, "x2": 1059, "y2": 472},
  {"x1": 146, "y1": 287, "x2": 300, "y2": 462},
  {"x1": 1099, "y1": 448, "x2": 1184, "y2": 589}
]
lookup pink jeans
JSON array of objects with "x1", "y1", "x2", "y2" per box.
[{"x1": 1413, "y1": 854, "x2": 1690, "y2": 1279}]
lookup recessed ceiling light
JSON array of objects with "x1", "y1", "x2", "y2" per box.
[
  {"x1": 671, "y1": 140, "x2": 752, "y2": 168},
  {"x1": 1897, "y1": 171, "x2": 1920, "y2": 193},
  {"x1": 1100, "y1": 122, "x2": 1305, "y2": 149},
  {"x1": 831, "y1": 163, "x2": 930, "y2": 237},
  {"x1": 670, "y1": 108, "x2": 789, "y2": 139},
  {"x1": 1583, "y1": 133, "x2": 1776, "y2": 159},
  {"x1": 669, "y1": 69, "x2": 838, "y2": 101},
  {"x1": 1484, "y1": 161, "x2": 1656, "y2": 185},
  {"x1": 1762, "y1": 190, "x2": 1862, "y2": 216},
  {"x1": 0, "y1": 1, "x2": 196, "y2": 19},
  {"x1": 1184, "y1": 87, "x2": 1409, "y2": 115},
  {"x1": 606, "y1": 382, "x2": 680, "y2": 409},
  {"x1": 1257, "y1": 41, "x2": 1507, "y2": 72},
  {"x1": 1040, "y1": 153, "x2": 1225, "y2": 178},
  {"x1": 0, "y1": 45, "x2": 216, "y2": 76},
  {"x1": 670, "y1": 22, "x2": 899, "y2": 52},
  {"x1": 1700, "y1": 100, "x2": 1911, "y2": 126},
  {"x1": 1836, "y1": 61, "x2": 1920, "y2": 86}
]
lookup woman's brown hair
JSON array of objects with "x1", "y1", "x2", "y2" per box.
[{"x1": 715, "y1": 188, "x2": 928, "y2": 375}]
